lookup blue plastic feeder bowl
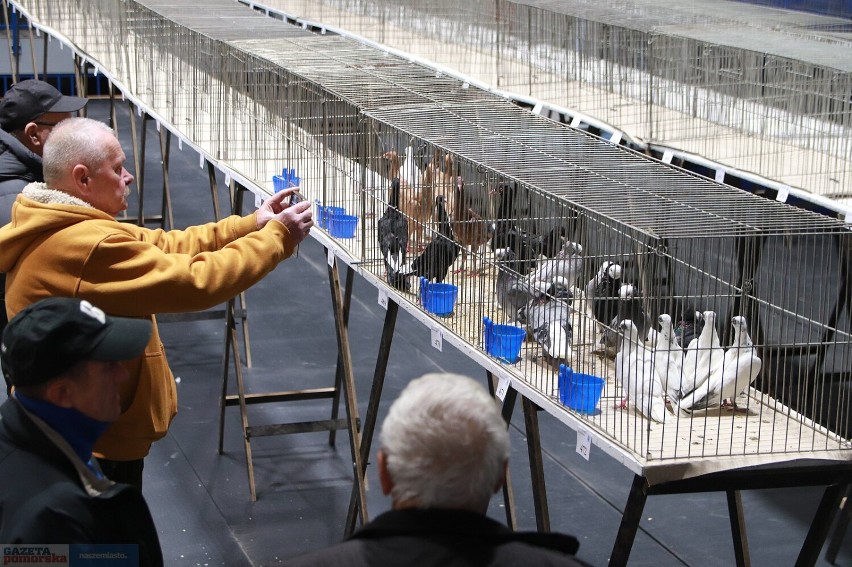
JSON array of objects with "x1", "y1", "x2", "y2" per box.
[
  {"x1": 329, "y1": 214, "x2": 358, "y2": 238},
  {"x1": 318, "y1": 206, "x2": 346, "y2": 229},
  {"x1": 272, "y1": 175, "x2": 286, "y2": 192},
  {"x1": 420, "y1": 277, "x2": 458, "y2": 317},
  {"x1": 558, "y1": 364, "x2": 605, "y2": 414},
  {"x1": 483, "y1": 317, "x2": 525, "y2": 364}
]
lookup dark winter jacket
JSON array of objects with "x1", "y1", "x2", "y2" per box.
[
  {"x1": 283, "y1": 508, "x2": 590, "y2": 567},
  {"x1": 0, "y1": 128, "x2": 42, "y2": 226},
  {"x1": 0, "y1": 397, "x2": 163, "y2": 566}
]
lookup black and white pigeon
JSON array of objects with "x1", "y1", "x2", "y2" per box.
[
  {"x1": 615, "y1": 319, "x2": 669, "y2": 423},
  {"x1": 398, "y1": 195, "x2": 460, "y2": 283},
  {"x1": 585, "y1": 261, "x2": 622, "y2": 328},
  {"x1": 377, "y1": 178, "x2": 409, "y2": 291},
  {"x1": 517, "y1": 277, "x2": 573, "y2": 368},
  {"x1": 653, "y1": 314, "x2": 684, "y2": 401},
  {"x1": 677, "y1": 310, "x2": 725, "y2": 414}
]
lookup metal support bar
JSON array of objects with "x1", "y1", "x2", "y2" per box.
[
  {"x1": 522, "y1": 397, "x2": 550, "y2": 532},
  {"x1": 610, "y1": 474, "x2": 649, "y2": 567},
  {"x1": 344, "y1": 299, "x2": 399, "y2": 537},
  {"x1": 492, "y1": 374, "x2": 518, "y2": 530},
  {"x1": 727, "y1": 490, "x2": 751, "y2": 567},
  {"x1": 327, "y1": 257, "x2": 368, "y2": 526},
  {"x1": 328, "y1": 267, "x2": 355, "y2": 447},
  {"x1": 825, "y1": 484, "x2": 850, "y2": 564},
  {"x1": 796, "y1": 483, "x2": 846, "y2": 567}
]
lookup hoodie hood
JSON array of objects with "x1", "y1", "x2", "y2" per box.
[{"x1": 0, "y1": 182, "x2": 111, "y2": 274}]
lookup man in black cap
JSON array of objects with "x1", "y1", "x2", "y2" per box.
[
  {"x1": 0, "y1": 297, "x2": 163, "y2": 566},
  {"x1": 0, "y1": 79, "x2": 88, "y2": 222},
  {"x1": 0, "y1": 80, "x2": 88, "y2": 368}
]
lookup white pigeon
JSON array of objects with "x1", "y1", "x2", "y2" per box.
[
  {"x1": 718, "y1": 315, "x2": 762, "y2": 409},
  {"x1": 653, "y1": 314, "x2": 684, "y2": 401},
  {"x1": 400, "y1": 145, "x2": 419, "y2": 188},
  {"x1": 615, "y1": 319, "x2": 669, "y2": 423},
  {"x1": 678, "y1": 310, "x2": 725, "y2": 414}
]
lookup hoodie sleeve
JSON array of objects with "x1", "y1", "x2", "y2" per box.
[{"x1": 73, "y1": 219, "x2": 295, "y2": 316}]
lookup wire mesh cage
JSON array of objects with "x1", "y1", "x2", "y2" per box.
[
  {"x1": 250, "y1": 0, "x2": 852, "y2": 201},
  {"x1": 12, "y1": 0, "x2": 851, "y2": 474}
]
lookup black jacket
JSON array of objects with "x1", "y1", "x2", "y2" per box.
[
  {"x1": 284, "y1": 508, "x2": 590, "y2": 566},
  {"x1": 0, "y1": 128, "x2": 42, "y2": 226},
  {"x1": 0, "y1": 398, "x2": 163, "y2": 566}
]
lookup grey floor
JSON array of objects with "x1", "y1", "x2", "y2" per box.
[{"x1": 8, "y1": 99, "x2": 850, "y2": 566}]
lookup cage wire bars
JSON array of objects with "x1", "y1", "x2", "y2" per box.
[
  {"x1": 247, "y1": 0, "x2": 852, "y2": 204},
  {"x1": 10, "y1": 0, "x2": 852, "y2": 476}
]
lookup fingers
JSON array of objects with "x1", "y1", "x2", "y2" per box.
[{"x1": 264, "y1": 190, "x2": 290, "y2": 208}]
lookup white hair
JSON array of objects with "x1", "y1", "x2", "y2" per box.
[
  {"x1": 380, "y1": 372, "x2": 509, "y2": 512},
  {"x1": 43, "y1": 117, "x2": 116, "y2": 185}
]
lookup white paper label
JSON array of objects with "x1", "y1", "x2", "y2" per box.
[
  {"x1": 377, "y1": 289, "x2": 388, "y2": 310},
  {"x1": 576, "y1": 430, "x2": 592, "y2": 461},
  {"x1": 715, "y1": 169, "x2": 725, "y2": 183},
  {"x1": 155, "y1": 120, "x2": 160, "y2": 132},
  {"x1": 430, "y1": 327, "x2": 443, "y2": 351},
  {"x1": 178, "y1": 137, "x2": 183, "y2": 150},
  {"x1": 327, "y1": 248, "x2": 335, "y2": 267},
  {"x1": 495, "y1": 376, "x2": 511, "y2": 402},
  {"x1": 224, "y1": 173, "x2": 231, "y2": 187},
  {"x1": 662, "y1": 150, "x2": 674, "y2": 164},
  {"x1": 254, "y1": 192, "x2": 262, "y2": 209},
  {"x1": 199, "y1": 153, "x2": 204, "y2": 169},
  {"x1": 136, "y1": 105, "x2": 142, "y2": 117}
]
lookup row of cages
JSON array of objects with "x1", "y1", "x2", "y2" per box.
[
  {"x1": 11, "y1": 0, "x2": 851, "y2": 465},
  {"x1": 246, "y1": 0, "x2": 852, "y2": 199}
]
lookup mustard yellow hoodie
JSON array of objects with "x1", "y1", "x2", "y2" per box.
[{"x1": 0, "y1": 183, "x2": 296, "y2": 460}]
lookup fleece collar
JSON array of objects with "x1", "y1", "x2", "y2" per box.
[{"x1": 22, "y1": 182, "x2": 94, "y2": 209}]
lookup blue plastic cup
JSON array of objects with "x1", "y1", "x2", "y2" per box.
[
  {"x1": 420, "y1": 277, "x2": 458, "y2": 317},
  {"x1": 558, "y1": 364, "x2": 605, "y2": 414},
  {"x1": 483, "y1": 317, "x2": 525, "y2": 364},
  {"x1": 328, "y1": 214, "x2": 358, "y2": 238}
]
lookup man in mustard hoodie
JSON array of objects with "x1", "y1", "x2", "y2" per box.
[{"x1": 0, "y1": 117, "x2": 313, "y2": 489}]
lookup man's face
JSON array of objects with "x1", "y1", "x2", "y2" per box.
[
  {"x1": 66, "y1": 360, "x2": 128, "y2": 423},
  {"x1": 86, "y1": 135, "x2": 134, "y2": 216}
]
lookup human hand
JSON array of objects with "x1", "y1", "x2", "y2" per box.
[{"x1": 257, "y1": 190, "x2": 313, "y2": 242}]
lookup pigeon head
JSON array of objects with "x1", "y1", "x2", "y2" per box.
[
  {"x1": 732, "y1": 315, "x2": 748, "y2": 331},
  {"x1": 658, "y1": 313, "x2": 671, "y2": 326},
  {"x1": 605, "y1": 262, "x2": 622, "y2": 281},
  {"x1": 618, "y1": 283, "x2": 636, "y2": 299}
]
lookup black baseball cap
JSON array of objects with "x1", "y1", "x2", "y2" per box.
[
  {"x1": 1, "y1": 297, "x2": 151, "y2": 389},
  {"x1": 0, "y1": 80, "x2": 88, "y2": 132}
]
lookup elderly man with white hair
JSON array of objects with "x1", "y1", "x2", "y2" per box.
[{"x1": 286, "y1": 372, "x2": 588, "y2": 566}]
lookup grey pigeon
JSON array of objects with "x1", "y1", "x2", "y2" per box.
[{"x1": 518, "y1": 278, "x2": 573, "y2": 367}]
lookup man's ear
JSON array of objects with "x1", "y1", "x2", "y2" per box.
[
  {"x1": 19, "y1": 122, "x2": 45, "y2": 152},
  {"x1": 71, "y1": 164, "x2": 92, "y2": 194},
  {"x1": 377, "y1": 449, "x2": 394, "y2": 496}
]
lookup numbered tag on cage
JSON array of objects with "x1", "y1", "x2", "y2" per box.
[
  {"x1": 377, "y1": 289, "x2": 388, "y2": 310},
  {"x1": 576, "y1": 430, "x2": 592, "y2": 461},
  {"x1": 495, "y1": 376, "x2": 511, "y2": 402},
  {"x1": 430, "y1": 327, "x2": 443, "y2": 352}
]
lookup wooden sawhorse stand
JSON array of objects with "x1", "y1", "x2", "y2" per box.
[
  {"x1": 218, "y1": 239, "x2": 366, "y2": 521},
  {"x1": 610, "y1": 464, "x2": 851, "y2": 567}
]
